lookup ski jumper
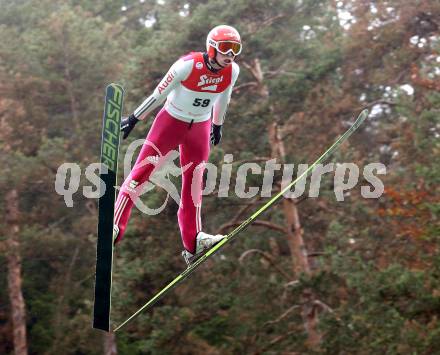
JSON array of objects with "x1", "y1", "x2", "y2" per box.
[{"x1": 114, "y1": 52, "x2": 240, "y2": 253}]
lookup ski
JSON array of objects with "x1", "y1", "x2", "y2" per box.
[
  {"x1": 114, "y1": 109, "x2": 369, "y2": 332},
  {"x1": 93, "y1": 83, "x2": 124, "y2": 331}
]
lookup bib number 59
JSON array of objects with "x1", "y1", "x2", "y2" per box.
[{"x1": 193, "y1": 98, "x2": 210, "y2": 107}]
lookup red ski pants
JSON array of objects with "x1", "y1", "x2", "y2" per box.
[{"x1": 113, "y1": 108, "x2": 210, "y2": 253}]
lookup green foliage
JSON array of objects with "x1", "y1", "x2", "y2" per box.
[
  {"x1": 1, "y1": 0, "x2": 439, "y2": 353},
  {"x1": 319, "y1": 260, "x2": 440, "y2": 354}
]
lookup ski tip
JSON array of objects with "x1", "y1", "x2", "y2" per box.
[
  {"x1": 358, "y1": 109, "x2": 369, "y2": 122},
  {"x1": 106, "y1": 83, "x2": 125, "y2": 93},
  {"x1": 359, "y1": 108, "x2": 369, "y2": 119},
  {"x1": 351, "y1": 109, "x2": 369, "y2": 130}
]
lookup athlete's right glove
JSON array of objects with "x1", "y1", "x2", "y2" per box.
[{"x1": 121, "y1": 114, "x2": 139, "y2": 139}]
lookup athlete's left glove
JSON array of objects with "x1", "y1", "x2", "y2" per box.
[
  {"x1": 121, "y1": 114, "x2": 139, "y2": 139},
  {"x1": 210, "y1": 124, "x2": 222, "y2": 145}
]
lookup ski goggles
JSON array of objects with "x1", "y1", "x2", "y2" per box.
[{"x1": 210, "y1": 40, "x2": 242, "y2": 56}]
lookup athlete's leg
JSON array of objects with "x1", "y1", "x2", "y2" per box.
[
  {"x1": 177, "y1": 119, "x2": 211, "y2": 253},
  {"x1": 114, "y1": 109, "x2": 186, "y2": 243}
]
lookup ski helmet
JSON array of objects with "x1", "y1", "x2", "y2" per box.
[{"x1": 206, "y1": 25, "x2": 242, "y2": 59}]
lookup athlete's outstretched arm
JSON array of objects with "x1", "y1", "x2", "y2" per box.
[
  {"x1": 121, "y1": 59, "x2": 191, "y2": 139},
  {"x1": 134, "y1": 60, "x2": 192, "y2": 120}
]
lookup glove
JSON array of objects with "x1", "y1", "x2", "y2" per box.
[
  {"x1": 210, "y1": 124, "x2": 222, "y2": 145},
  {"x1": 121, "y1": 113, "x2": 139, "y2": 139}
]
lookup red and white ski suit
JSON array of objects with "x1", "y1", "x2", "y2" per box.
[{"x1": 114, "y1": 52, "x2": 239, "y2": 253}]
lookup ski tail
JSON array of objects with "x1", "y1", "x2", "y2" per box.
[
  {"x1": 113, "y1": 109, "x2": 369, "y2": 332},
  {"x1": 93, "y1": 83, "x2": 124, "y2": 331}
]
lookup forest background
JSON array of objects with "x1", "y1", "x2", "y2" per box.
[{"x1": 0, "y1": 0, "x2": 439, "y2": 354}]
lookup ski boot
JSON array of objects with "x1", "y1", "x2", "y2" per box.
[{"x1": 182, "y1": 231, "x2": 225, "y2": 266}]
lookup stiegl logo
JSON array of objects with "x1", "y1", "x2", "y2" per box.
[
  {"x1": 102, "y1": 85, "x2": 123, "y2": 172},
  {"x1": 197, "y1": 75, "x2": 223, "y2": 87}
]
